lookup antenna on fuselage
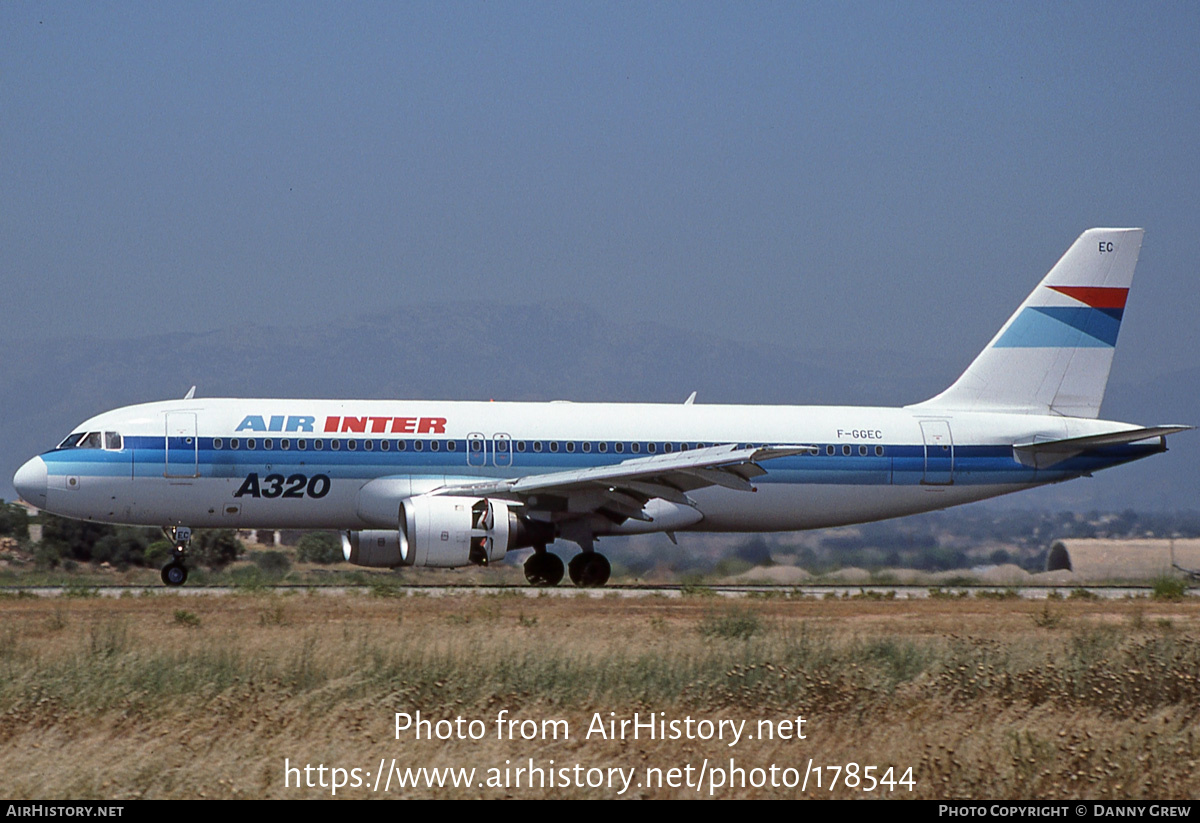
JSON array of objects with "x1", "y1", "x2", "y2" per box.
[
  {"x1": 684, "y1": 391, "x2": 697, "y2": 405},
  {"x1": 183, "y1": 386, "x2": 196, "y2": 400}
]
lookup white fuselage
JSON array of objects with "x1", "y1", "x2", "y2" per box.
[{"x1": 17, "y1": 398, "x2": 1157, "y2": 535}]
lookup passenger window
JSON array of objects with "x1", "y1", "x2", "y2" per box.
[
  {"x1": 566, "y1": 442, "x2": 575, "y2": 453},
  {"x1": 264, "y1": 439, "x2": 273, "y2": 450},
  {"x1": 533, "y1": 442, "x2": 542, "y2": 453},
  {"x1": 414, "y1": 441, "x2": 423, "y2": 452},
  {"x1": 827, "y1": 446, "x2": 834, "y2": 456},
  {"x1": 447, "y1": 440, "x2": 456, "y2": 451},
  {"x1": 281, "y1": 440, "x2": 290, "y2": 450},
  {"x1": 363, "y1": 440, "x2": 372, "y2": 451},
  {"x1": 431, "y1": 441, "x2": 439, "y2": 452},
  {"x1": 598, "y1": 442, "x2": 608, "y2": 453},
  {"x1": 549, "y1": 442, "x2": 559, "y2": 453},
  {"x1": 615, "y1": 443, "x2": 624, "y2": 453},
  {"x1": 347, "y1": 441, "x2": 357, "y2": 451},
  {"x1": 859, "y1": 445, "x2": 867, "y2": 456},
  {"x1": 631, "y1": 443, "x2": 640, "y2": 454},
  {"x1": 231, "y1": 439, "x2": 240, "y2": 450},
  {"x1": 582, "y1": 442, "x2": 591, "y2": 453},
  {"x1": 380, "y1": 440, "x2": 389, "y2": 452},
  {"x1": 313, "y1": 440, "x2": 323, "y2": 451},
  {"x1": 330, "y1": 441, "x2": 340, "y2": 451},
  {"x1": 214, "y1": 438, "x2": 224, "y2": 450},
  {"x1": 247, "y1": 439, "x2": 256, "y2": 451},
  {"x1": 397, "y1": 441, "x2": 406, "y2": 451},
  {"x1": 842, "y1": 445, "x2": 851, "y2": 456},
  {"x1": 875, "y1": 446, "x2": 884, "y2": 456},
  {"x1": 298, "y1": 440, "x2": 307, "y2": 451}
]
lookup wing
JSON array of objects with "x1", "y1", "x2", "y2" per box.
[{"x1": 434, "y1": 443, "x2": 816, "y2": 523}]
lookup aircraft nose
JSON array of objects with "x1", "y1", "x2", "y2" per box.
[{"x1": 13, "y1": 457, "x2": 47, "y2": 509}]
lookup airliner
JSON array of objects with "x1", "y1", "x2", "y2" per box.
[{"x1": 12, "y1": 228, "x2": 1189, "y2": 587}]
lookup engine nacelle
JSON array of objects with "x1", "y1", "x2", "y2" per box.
[
  {"x1": 343, "y1": 496, "x2": 552, "y2": 569},
  {"x1": 342, "y1": 530, "x2": 405, "y2": 568}
]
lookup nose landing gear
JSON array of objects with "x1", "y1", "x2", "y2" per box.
[{"x1": 160, "y1": 526, "x2": 192, "y2": 587}]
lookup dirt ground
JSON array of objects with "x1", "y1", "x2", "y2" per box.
[{"x1": 1, "y1": 590, "x2": 1197, "y2": 799}]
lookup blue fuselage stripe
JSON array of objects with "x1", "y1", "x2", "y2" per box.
[{"x1": 40, "y1": 438, "x2": 1160, "y2": 487}]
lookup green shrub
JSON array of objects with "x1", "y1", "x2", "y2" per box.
[
  {"x1": 0, "y1": 501, "x2": 29, "y2": 540},
  {"x1": 91, "y1": 528, "x2": 158, "y2": 569},
  {"x1": 253, "y1": 550, "x2": 292, "y2": 577},
  {"x1": 144, "y1": 540, "x2": 172, "y2": 567},
  {"x1": 698, "y1": 608, "x2": 762, "y2": 640},
  {"x1": 976, "y1": 588, "x2": 1020, "y2": 601},
  {"x1": 33, "y1": 542, "x2": 63, "y2": 569},
  {"x1": 173, "y1": 610, "x2": 201, "y2": 628},
  {"x1": 1151, "y1": 575, "x2": 1188, "y2": 601},
  {"x1": 192, "y1": 530, "x2": 243, "y2": 569},
  {"x1": 296, "y1": 532, "x2": 343, "y2": 564}
]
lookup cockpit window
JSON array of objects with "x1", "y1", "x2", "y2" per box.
[
  {"x1": 104, "y1": 432, "x2": 123, "y2": 451},
  {"x1": 58, "y1": 432, "x2": 106, "y2": 450}
]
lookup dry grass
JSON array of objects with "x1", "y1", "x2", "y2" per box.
[{"x1": 0, "y1": 592, "x2": 1198, "y2": 799}]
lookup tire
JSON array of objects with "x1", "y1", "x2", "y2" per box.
[
  {"x1": 161, "y1": 562, "x2": 188, "y2": 587},
  {"x1": 569, "y1": 552, "x2": 610, "y2": 587},
  {"x1": 524, "y1": 552, "x2": 564, "y2": 586},
  {"x1": 579, "y1": 553, "x2": 611, "y2": 587}
]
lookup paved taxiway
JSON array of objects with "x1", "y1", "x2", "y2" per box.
[{"x1": 2, "y1": 584, "x2": 1190, "y2": 599}]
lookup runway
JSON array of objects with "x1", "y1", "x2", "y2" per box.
[{"x1": 1, "y1": 583, "x2": 1189, "y2": 600}]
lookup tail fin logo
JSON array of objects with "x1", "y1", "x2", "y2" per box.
[
  {"x1": 994, "y1": 285, "x2": 1128, "y2": 349},
  {"x1": 1047, "y1": 286, "x2": 1129, "y2": 316}
]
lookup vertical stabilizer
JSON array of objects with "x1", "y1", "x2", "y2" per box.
[{"x1": 911, "y1": 228, "x2": 1143, "y2": 418}]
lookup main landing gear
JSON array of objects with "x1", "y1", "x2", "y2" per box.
[
  {"x1": 568, "y1": 551, "x2": 611, "y2": 587},
  {"x1": 160, "y1": 526, "x2": 191, "y2": 587},
  {"x1": 523, "y1": 544, "x2": 611, "y2": 588},
  {"x1": 523, "y1": 545, "x2": 564, "y2": 587}
]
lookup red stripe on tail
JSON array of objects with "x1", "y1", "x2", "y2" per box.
[{"x1": 1048, "y1": 286, "x2": 1129, "y2": 309}]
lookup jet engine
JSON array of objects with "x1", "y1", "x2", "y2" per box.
[{"x1": 342, "y1": 496, "x2": 552, "y2": 569}]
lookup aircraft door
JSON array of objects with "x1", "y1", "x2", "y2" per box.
[
  {"x1": 493, "y1": 433, "x2": 512, "y2": 468},
  {"x1": 467, "y1": 432, "x2": 487, "y2": 467},
  {"x1": 164, "y1": 412, "x2": 199, "y2": 478},
  {"x1": 920, "y1": 420, "x2": 954, "y2": 485}
]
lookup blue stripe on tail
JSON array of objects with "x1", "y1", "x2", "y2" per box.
[{"x1": 994, "y1": 307, "x2": 1121, "y2": 348}]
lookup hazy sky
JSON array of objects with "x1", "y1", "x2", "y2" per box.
[{"x1": 3, "y1": 2, "x2": 1198, "y2": 378}]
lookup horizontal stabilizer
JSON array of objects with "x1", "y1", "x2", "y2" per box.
[{"x1": 1014, "y1": 425, "x2": 1192, "y2": 468}]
